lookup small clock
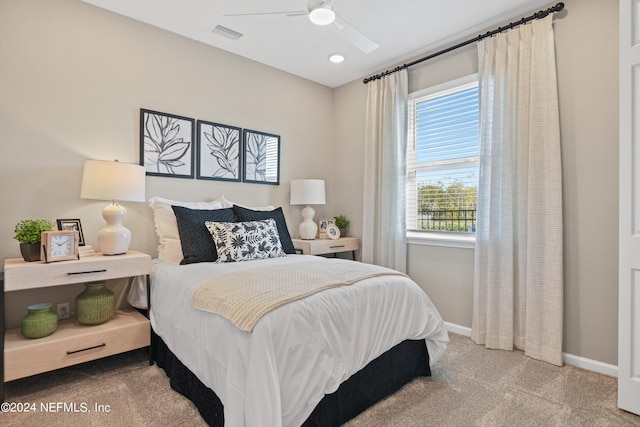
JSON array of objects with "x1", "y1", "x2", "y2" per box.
[
  {"x1": 326, "y1": 224, "x2": 341, "y2": 240},
  {"x1": 41, "y1": 230, "x2": 80, "y2": 263}
]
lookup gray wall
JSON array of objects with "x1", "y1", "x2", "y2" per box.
[
  {"x1": 332, "y1": 0, "x2": 619, "y2": 365},
  {"x1": 0, "y1": 0, "x2": 335, "y2": 327},
  {"x1": 0, "y1": 0, "x2": 339, "y2": 258},
  {"x1": 1, "y1": 0, "x2": 620, "y2": 365}
]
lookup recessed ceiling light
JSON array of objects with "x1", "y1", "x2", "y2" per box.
[
  {"x1": 309, "y1": 7, "x2": 335, "y2": 26},
  {"x1": 329, "y1": 54, "x2": 345, "y2": 63}
]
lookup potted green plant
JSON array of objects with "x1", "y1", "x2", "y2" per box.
[
  {"x1": 334, "y1": 215, "x2": 350, "y2": 237},
  {"x1": 14, "y1": 219, "x2": 54, "y2": 262}
]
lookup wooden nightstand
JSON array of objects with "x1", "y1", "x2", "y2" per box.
[
  {"x1": 1, "y1": 250, "x2": 151, "y2": 401},
  {"x1": 292, "y1": 237, "x2": 360, "y2": 260}
]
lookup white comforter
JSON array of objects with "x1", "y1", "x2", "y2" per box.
[{"x1": 150, "y1": 255, "x2": 449, "y2": 427}]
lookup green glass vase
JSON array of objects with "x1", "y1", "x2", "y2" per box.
[
  {"x1": 21, "y1": 303, "x2": 58, "y2": 339},
  {"x1": 75, "y1": 281, "x2": 115, "y2": 326}
]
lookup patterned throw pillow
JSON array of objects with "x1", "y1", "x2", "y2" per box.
[{"x1": 206, "y1": 219, "x2": 286, "y2": 263}]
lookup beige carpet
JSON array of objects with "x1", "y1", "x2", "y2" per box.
[{"x1": 2, "y1": 333, "x2": 639, "y2": 426}]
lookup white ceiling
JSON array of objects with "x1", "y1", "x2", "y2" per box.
[{"x1": 81, "y1": 0, "x2": 554, "y2": 88}]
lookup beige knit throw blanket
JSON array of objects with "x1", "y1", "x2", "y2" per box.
[{"x1": 190, "y1": 260, "x2": 406, "y2": 332}]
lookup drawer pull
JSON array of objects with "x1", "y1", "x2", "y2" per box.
[
  {"x1": 67, "y1": 343, "x2": 106, "y2": 355},
  {"x1": 330, "y1": 245, "x2": 346, "y2": 249},
  {"x1": 68, "y1": 269, "x2": 107, "y2": 276}
]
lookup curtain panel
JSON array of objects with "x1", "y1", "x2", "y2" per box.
[
  {"x1": 471, "y1": 15, "x2": 563, "y2": 366},
  {"x1": 362, "y1": 69, "x2": 408, "y2": 272}
]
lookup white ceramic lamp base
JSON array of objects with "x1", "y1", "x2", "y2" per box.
[
  {"x1": 299, "y1": 205, "x2": 318, "y2": 240},
  {"x1": 98, "y1": 201, "x2": 131, "y2": 255}
]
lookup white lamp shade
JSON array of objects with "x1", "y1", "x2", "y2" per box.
[
  {"x1": 80, "y1": 160, "x2": 145, "y2": 202},
  {"x1": 290, "y1": 179, "x2": 326, "y2": 205}
]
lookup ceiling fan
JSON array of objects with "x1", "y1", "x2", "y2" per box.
[{"x1": 224, "y1": 0, "x2": 379, "y2": 54}]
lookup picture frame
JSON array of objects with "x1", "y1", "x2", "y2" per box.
[
  {"x1": 140, "y1": 109, "x2": 195, "y2": 179},
  {"x1": 318, "y1": 218, "x2": 335, "y2": 239},
  {"x1": 197, "y1": 120, "x2": 242, "y2": 182},
  {"x1": 57, "y1": 218, "x2": 85, "y2": 246},
  {"x1": 326, "y1": 224, "x2": 341, "y2": 240},
  {"x1": 243, "y1": 129, "x2": 280, "y2": 185}
]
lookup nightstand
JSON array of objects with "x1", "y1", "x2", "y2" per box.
[
  {"x1": 292, "y1": 237, "x2": 360, "y2": 260},
  {"x1": 1, "y1": 250, "x2": 151, "y2": 402}
]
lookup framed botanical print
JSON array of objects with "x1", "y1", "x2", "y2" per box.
[
  {"x1": 243, "y1": 129, "x2": 280, "y2": 185},
  {"x1": 140, "y1": 109, "x2": 195, "y2": 178},
  {"x1": 197, "y1": 120, "x2": 241, "y2": 182}
]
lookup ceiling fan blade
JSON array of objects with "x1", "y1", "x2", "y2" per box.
[
  {"x1": 332, "y1": 16, "x2": 379, "y2": 54},
  {"x1": 224, "y1": 10, "x2": 307, "y2": 17}
]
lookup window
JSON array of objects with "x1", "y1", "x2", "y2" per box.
[{"x1": 407, "y1": 75, "x2": 479, "y2": 237}]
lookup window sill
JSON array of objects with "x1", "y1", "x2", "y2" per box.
[{"x1": 407, "y1": 231, "x2": 475, "y2": 249}]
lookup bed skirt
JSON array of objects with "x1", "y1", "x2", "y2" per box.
[{"x1": 151, "y1": 330, "x2": 431, "y2": 426}]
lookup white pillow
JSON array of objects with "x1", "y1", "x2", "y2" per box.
[
  {"x1": 222, "y1": 195, "x2": 274, "y2": 211},
  {"x1": 149, "y1": 196, "x2": 224, "y2": 263},
  {"x1": 217, "y1": 195, "x2": 234, "y2": 208}
]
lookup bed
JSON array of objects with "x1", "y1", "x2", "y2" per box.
[{"x1": 137, "y1": 197, "x2": 449, "y2": 426}]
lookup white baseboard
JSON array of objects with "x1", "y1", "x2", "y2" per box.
[
  {"x1": 443, "y1": 322, "x2": 618, "y2": 378},
  {"x1": 444, "y1": 321, "x2": 472, "y2": 337},
  {"x1": 562, "y1": 352, "x2": 618, "y2": 377}
]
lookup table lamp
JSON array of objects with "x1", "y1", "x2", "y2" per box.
[
  {"x1": 290, "y1": 179, "x2": 326, "y2": 240},
  {"x1": 80, "y1": 160, "x2": 145, "y2": 255}
]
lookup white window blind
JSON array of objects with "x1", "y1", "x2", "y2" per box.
[{"x1": 407, "y1": 75, "x2": 479, "y2": 233}]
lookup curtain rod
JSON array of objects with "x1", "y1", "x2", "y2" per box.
[{"x1": 362, "y1": 2, "x2": 565, "y2": 84}]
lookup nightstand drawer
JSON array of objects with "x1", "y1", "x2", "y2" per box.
[
  {"x1": 4, "y1": 309, "x2": 149, "y2": 381},
  {"x1": 309, "y1": 239, "x2": 359, "y2": 254},
  {"x1": 292, "y1": 237, "x2": 360, "y2": 256},
  {"x1": 4, "y1": 251, "x2": 151, "y2": 291}
]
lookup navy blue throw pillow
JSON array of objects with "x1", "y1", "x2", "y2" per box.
[
  {"x1": 172, "y1": 206, "x2": 236, "y2": 264},
  {"x1": 232, "y1": 205, "x2": 296, "y2": 254}
]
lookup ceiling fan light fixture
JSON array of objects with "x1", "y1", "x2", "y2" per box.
[
  {"x1": 309, "y1": 7, "x2": 335, "y2": 26},
  {"x1": 329, "y1": 54, "x2": 344, "y2": 63}
]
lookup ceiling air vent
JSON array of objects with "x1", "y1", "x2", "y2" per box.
[{"x1": 211, "y1": 25, "x2": 244, "y2": 41}]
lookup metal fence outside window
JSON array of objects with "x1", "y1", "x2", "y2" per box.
[{"x1": 417, "y1": 209, "x2": 476, "y2": 232}]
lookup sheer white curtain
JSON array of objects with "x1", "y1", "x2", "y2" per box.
[
  {"x1": 471, "y1": 15, "x2": 563, "y2": 366},
  {"x1": 362, "y1": 69, "x2": 408, "y2": 272}
]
